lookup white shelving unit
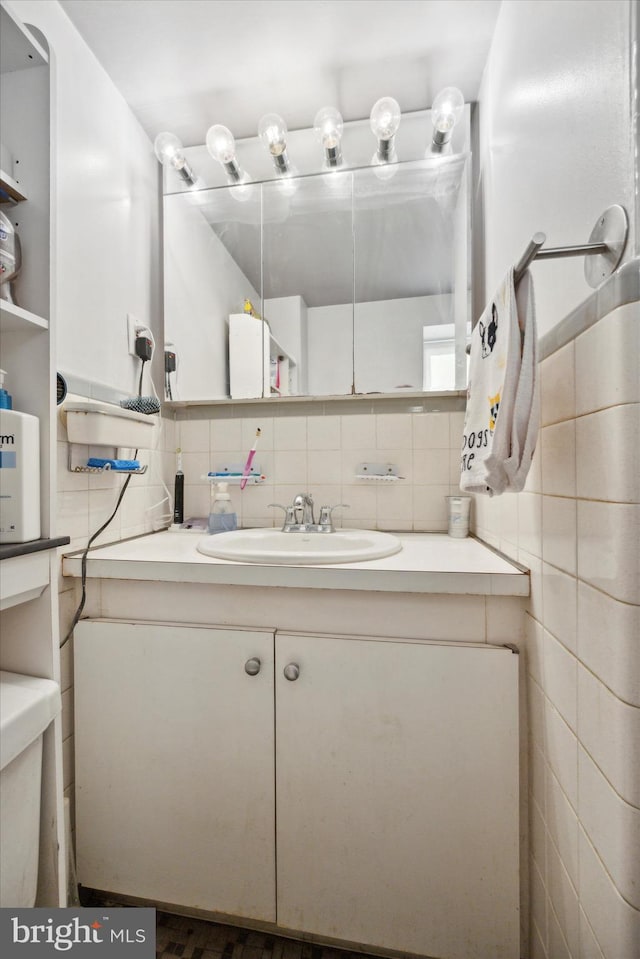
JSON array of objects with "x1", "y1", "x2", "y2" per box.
[
  {"x1": 0, "y1": 167, "x2": 27, "y2": 202},
  {"x1": 0, "y1": 299, "x2": 48, "y2": 332},
  {"x1": 0, "y1": 0, "x2": 68, "y2": 907},
  {"x1": 229, "y1": 313, "x2": 297, "y2": 399}
]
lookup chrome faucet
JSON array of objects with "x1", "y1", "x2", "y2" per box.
[
  {"x1": 269, "y1": 494, "x2": 349, "y2": 533},
  {"x1": 293, "y1": 492, "x2": 315, "y2": 527}
]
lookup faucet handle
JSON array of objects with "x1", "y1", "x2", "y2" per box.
[
  {"x1": 268, "y1": 503, "x2": 296, "y2": 528},
  {"x1": 319, "y1": 504, "x2": 350, "y2": 528}
]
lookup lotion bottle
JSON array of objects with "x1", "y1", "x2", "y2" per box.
[
  {"x1": 208, "y1": 481, "x2": 237, "y2": 534},
  {"x1": 0, "y1": 369, "x2": 40, "y2": 543}
]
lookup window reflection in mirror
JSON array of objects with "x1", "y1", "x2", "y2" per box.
[{"x1": 354, "y1": 157, "x2": 469, "y2": 394}]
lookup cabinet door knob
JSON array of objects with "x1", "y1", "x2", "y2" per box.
[
  {"x1": 244, "y1": 657, "x2": 261, "y2": 676},
  {"x1": 283, "y1": 662, "x2": 300, "y2": 682}
]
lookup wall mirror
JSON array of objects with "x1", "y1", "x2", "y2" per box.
[{"x1": 163, "y1": 151, "x2": 470, "y2": 403}]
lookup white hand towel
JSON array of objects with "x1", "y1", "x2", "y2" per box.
[{"x1": 460, "y1": 267, "x2": 538, "y2": 495}]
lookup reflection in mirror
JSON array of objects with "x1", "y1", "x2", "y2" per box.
[
  {"x1": 164, "y1": 184, "x2": 261, "y2": 401},
  {"x1": 354, "y1": 157, "x2": 469, "y2": 393},
  {"x1": 263, "y1": 172, "x2": 354, "y2": 397},
  {"x1": 163, "y1": 156, "x2": 470, "y2": 402}
]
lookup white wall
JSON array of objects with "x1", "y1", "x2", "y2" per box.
[
  {"x1": 354, "y1": 294, "x2": 454, "y2": 393},
  {"x1": 164, "y1": 195, "x2": 260, "y2": 400},
  {"x1": 306, "y1": 294, "x2": 456, "y2": 395},
  {"x1": 11, "y1": 0, "x2": 161, "y2": 398},
  {"x1": 479, "y1": 0, "x2": 636, "y2": 335},
  {"x1": 476, "y1": 2, "x2": 639, "y2": 957}
]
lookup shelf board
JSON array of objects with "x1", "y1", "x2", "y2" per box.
[
  {"x1": 0, "y1": 168, "x2": 27, "y2": 203},
  {"x1": 0, "y1": 5, "x2": 49, "y2": 73},
  {"x1": 0, "y1": 300, "x2": 48, "y2": 332}
]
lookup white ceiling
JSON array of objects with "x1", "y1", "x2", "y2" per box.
[{"x1": 58, "y1": 0, "x2": 501, "y2": 146}]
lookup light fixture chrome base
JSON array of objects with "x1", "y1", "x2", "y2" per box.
[
  {"x1": 223, "y1": 159, "x2": 243, "y2": 183},
  {"x1": 584, "y1": 204, "x2": 628, "y2": 288},
  {"x1": 177, "y1": 161, "x2": 196, "y2": 186},
  {"x1": 324, "y1": 144, "x2": 343, "y2": 168},
  {"x1": 429, "y1": 128, "x2": 451, "y2": 155},
  {"x1": 376, "y1": 136, "x2": 395, "y2": 163},
  {"x1": 273, "y1": 150, "x2": 290, "y2": 175}
]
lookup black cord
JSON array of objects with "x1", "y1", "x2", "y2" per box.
[
  {"x1": 60, "y1": 356, "x2": 147, "y2": 649},
  {"x1": 60, "y1": 469, "x2": 134, "y2": 648},
  {"x1": 138, "y1": 358, "x2": 147, "y2": 397}
]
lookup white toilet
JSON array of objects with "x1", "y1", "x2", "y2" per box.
[{"x1": 0, "y1": 670, "x2": 61, "y2": 907}]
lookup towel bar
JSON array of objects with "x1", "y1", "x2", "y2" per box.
[{"x1": 514, "y1": 204, "x2": 628, "y2": 287}]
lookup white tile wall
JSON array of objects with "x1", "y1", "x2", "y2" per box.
[
  {"x1": 577, "y1": 665, "x2": 640, "y2": 808},
  {"x1": 578, "y1": 746, "x2": 640, "y2": 908},
  {"x1": 56, "y1": 408, "x2": 176, "y2": 812},
  {"x1": 176, "y1": 409, "x2": 466, "y2": 533},
  {"x1": 577, "y1": 581, "x2": 640, "y2": 707},
  {"x1": 574, "y1": 303, "x2": 640, "y2": 415},
  {"x1": 577, "y1": 828, "x2": 640, "y2": 959},
  {"x1": 576, "y1": 405, "x2": 640, "y2": 504},
  {"x1": 473, "y1": 301, "x2": 640, "y2": 958},
  {"x1": 576, "y1": 501, "x2": 640, "y2": 605},
  {"x1": 546, "y1": 768, "x2": 579, "y2": 889}
]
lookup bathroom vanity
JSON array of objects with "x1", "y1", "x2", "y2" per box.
[{"x1": 65, "y1": 532, "x2": 528, "y2": 959}]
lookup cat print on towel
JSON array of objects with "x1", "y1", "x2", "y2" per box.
[
  {"x1": 488, "y1": 390, "x2": 501, "y2": 432},
  {"x1": 479, "y1": 302, "x2": 498, "y2": 357}
]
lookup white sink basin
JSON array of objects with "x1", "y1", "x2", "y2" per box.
[{"x1": 197, "y1": 528, "x2": 402, "y2": 565}]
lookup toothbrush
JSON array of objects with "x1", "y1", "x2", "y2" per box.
[
  {"x1": 173, "y1": 448, "x2": 184, "y2": 524},
  {"x1": 240, "y1": 428, "x2": 261, "y2": 490}
]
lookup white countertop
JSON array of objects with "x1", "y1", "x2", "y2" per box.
[{"x1": 62, "y1": 530, "x2": 529, "y2": 596}]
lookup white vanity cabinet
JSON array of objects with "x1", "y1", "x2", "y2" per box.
[
  {"x1": 73, "y1": 621, "x2": 277, "y2": 921},
  {"x1": 74, "y1": 618, "x2": 520, "y2": 959},
  {"x1": 275, "y1": 632, "x2": 519, "y2": 959}
]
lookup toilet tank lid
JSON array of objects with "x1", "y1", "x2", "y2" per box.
[{"x1": 0, "y1": 671, "x2": 61, "y2": 771}]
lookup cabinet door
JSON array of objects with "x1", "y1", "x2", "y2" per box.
[
  {"x1": 75, "y1": 620, "x2": 276, "y2": 921},
  {"x1": 276, "y1": 633, "x2": 519, "y2": 959}
]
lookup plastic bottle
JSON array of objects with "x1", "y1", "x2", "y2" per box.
[
  {"x1": 0, "y1": 369, "x2": 40, "y2": 543},
  {"x1": 208, "y1": 481, "x2": 237, "y2": 534}
]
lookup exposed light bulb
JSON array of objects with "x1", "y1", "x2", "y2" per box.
[
  {"x1": 258, "y1": 113, "x2": 291, "y2": 174},
  {"x1": 429, "y1": 87, "x2": 464, "y2": 153},
  {"x1": 153, "y1": 132, "x2": 196, "y2": 185},
  {"x1": 370, "y1": 97, "x2": 401, "y2": 163},
  {"x1": 314, "y1": 106, "x2": 344, "y2": 168},
  {"x1": 205, "y1": 124, "x2": 247, "y2": 183}
]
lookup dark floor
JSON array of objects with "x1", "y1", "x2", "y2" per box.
[
  {"x1": 155, "y1": 912, "x2": 376, "y2": 959},
  {"x1": 81, "y1": 893, "x2": 380, "y2": 959}
]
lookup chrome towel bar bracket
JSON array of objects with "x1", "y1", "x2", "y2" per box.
[{"x1": 513, "y1": 204, "x2": 628, "y2": 287}]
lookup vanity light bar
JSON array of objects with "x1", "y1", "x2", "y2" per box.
[{"x1": 158, "y1": 90, "x2": 467, "y2": 187}]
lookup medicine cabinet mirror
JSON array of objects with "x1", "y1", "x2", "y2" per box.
[{"x1": 163, "y1": 150, "x2": 470, "y2": 403}]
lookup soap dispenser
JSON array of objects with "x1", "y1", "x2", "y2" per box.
[
  {"x1": 208, "y1": 481, "x2": 237, "y2": 534},
  {"x1": 0, "y1": 369, "x2": 40, "y2": 543}
]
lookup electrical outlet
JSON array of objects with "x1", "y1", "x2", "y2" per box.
[{"x1": 127, "y1": 313, "x2": 146, "y2": 357}]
